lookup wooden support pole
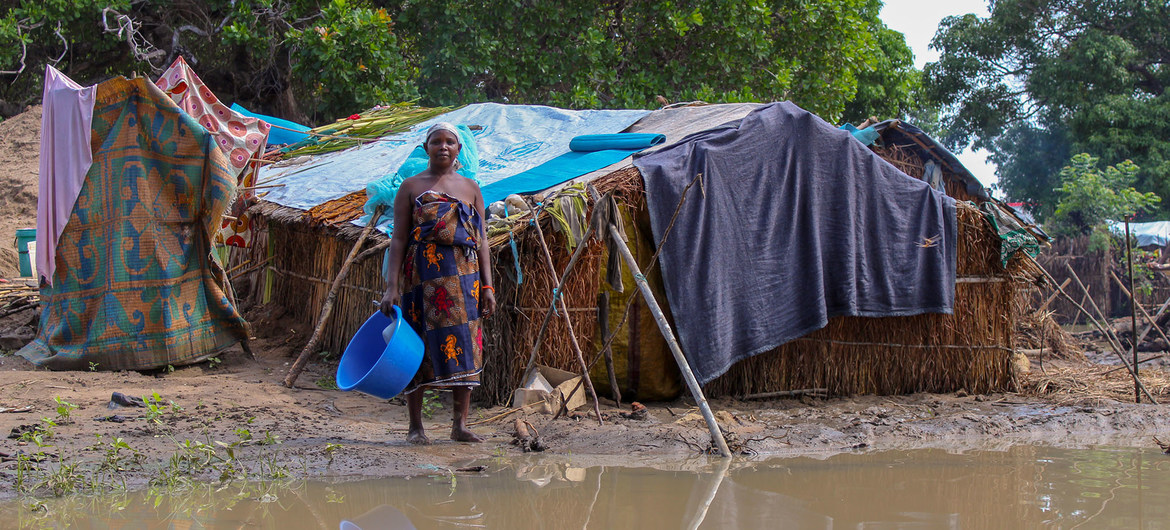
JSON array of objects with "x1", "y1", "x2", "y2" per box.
[
  {"x1": 283, "y1": 207, "x2": 384, "y2": 388},
  {"x1": 525, "y1": 205, "x2": 604, "y2": 426},
  {"x1": 607, "y1": 223, "x2": 731, "y2": 457},
  {"x1": 1126, "y1": 219, "x2": 1140, "y2": 403}
]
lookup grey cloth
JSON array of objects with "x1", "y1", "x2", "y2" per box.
[{"x1": 633, "y1": 102, "x2": 957, "y2": 384}]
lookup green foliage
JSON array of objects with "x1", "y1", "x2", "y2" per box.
[
  {"x1": 402, "y1": 0, "x2": 915, "y2": 122},
  {"x1": 315, "y1": 375, "x2": 339, "y2": 390},
  {"x1": 924, "y1": 0, "x2": 1170, "y2": 220},
  {"x1": 143, "y1": 392, "x2": 183, "y2": 426},
  {"x1": 286, "y1": 1, "x2": 416, "y2": 119},
  {"x1": 53, "y1": 397, "x2": 77, "y2": 424},
  {"x1": 1, "y1": 0, "x2": 917, "y2": 126},
  {"x1": 421, "y1": 389, "x2": 443, "y2": 419},
  {"x1": 1051, "y1": 154, "x2": 1160, "y2": 237}
]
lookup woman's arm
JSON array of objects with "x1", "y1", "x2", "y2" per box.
[
  {"x1": 474, "y1": 186, "x2": 497, "y2": 318},
  {"x1": 379, "y1": 181, "x2": 415, "y2": 316}
]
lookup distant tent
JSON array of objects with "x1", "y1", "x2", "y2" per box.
[{"x1": 19, "y1": 76, "x2": 249, "y2": 371}]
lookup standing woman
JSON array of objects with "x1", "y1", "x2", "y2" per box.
[{"x1": 380, "y1": 123, "x2": 497, "y2": 444}]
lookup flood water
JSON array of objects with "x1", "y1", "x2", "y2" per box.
[{"x1": 8, "y1": 445, "x2": 1170, "y2": 529}]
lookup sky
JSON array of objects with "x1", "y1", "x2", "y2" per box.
[{"x1": 879, "y1": 0, "x2": 996, "y2": 189}]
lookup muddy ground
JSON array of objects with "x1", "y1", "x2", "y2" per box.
[{"x1": 1, "y1": 330, "x2": 1169, "y2": 500}]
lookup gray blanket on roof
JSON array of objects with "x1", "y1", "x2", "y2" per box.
[{"x1": 632, "y1": 102, "x2": 957, "y2": 385}]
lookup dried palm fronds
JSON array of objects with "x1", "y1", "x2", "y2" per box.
[
  {"x1": 279, "y1": 103, "x2": 453, "y2": 158},
  {"x1": 306, "y1": 190, "x2": 368, "y2": 226}
]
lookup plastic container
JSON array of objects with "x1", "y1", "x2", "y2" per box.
[
  {"x1": 14, "y1": 228, "x2": 35, "y2": 277},
  {"x1": 336, "y1": 306, "x2": 424, "y2": 399}
]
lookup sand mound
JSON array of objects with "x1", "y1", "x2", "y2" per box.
[{"x1": 0, "y1": 106, "x2": 41, "y2": 278}]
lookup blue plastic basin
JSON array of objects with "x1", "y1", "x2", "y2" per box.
[{"x1": 336, "y1": 306, "x2": 424, "y2": 399}]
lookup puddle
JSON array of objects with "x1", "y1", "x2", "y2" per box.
[{"x1": 5, "y1": 445, "x2": 1170, "y2": 528}]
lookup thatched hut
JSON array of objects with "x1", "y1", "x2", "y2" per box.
[{"x1": 233, "y1": 103, "x2": 1048, "y2": 404}]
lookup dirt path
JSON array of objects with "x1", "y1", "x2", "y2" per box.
[{"x1": 1, "y1": 343, "x2": 1168, "y2": 500}]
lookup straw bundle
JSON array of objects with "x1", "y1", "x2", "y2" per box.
[{"x1": 1021, "y1": 363, "x2": 1170, "y2": 405}]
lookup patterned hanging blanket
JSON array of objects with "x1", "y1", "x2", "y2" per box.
[
  {"x1": 156, "y1": 56, "x2": 270, "y2": 248},
  {"x1": 400, "y1": 191, "x2": 485, "y2": 392},
  {"x1": 18, "y1": 77, "x2": 249, "y2": 371}
]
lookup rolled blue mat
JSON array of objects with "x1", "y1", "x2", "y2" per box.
[{"x1": 569, "y1": 133, "x2": 666, "y2": 152}]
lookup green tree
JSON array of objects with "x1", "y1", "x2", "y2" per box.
[
  {"x1": 921, "y1": 0, "x2": 1170, "y2": 218},
  {"x1": 923, "y1": 0, "x2": 1170, "y2": 220},
  {"x1": 1, "y1": 0, "x2": 918, "y2": 125},
  {"x1": 1050, "y1": 153, "x2": 1160, "y2": 237},
  {"x1": 400, "y1": 0, "x2": 918, "y2": 123}
]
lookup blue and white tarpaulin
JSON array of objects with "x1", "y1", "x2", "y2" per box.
[{"x1": 257, "y1": 103, "x2": 650, "y2": 212}]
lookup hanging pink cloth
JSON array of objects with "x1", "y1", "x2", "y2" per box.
[{"x1": 37, "y1": 65, "x2": 96, "y2": 286}]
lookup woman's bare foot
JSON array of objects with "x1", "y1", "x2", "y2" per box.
[
  {"x1": 450, "y1": 427, "x2": 483, "y2": 443},
  {"x1": 407, "y1": 428, "x2": 432, "y2": 445}
]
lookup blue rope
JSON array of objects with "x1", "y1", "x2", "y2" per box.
[{"x1": 634, "y1": 273, "x2": 647, "y2": 283}]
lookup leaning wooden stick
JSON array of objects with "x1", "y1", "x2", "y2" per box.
[
  {"x1": 283, "y1": 206, "x2": 384, "y2": 387},
  {"x1": 1109, "y1": 270, "x2": 1170, "y2": 352},
  {"x1": 1036, "y1": 278, "x2": 1072, "y2": 314},
  {"x1": 1134, "y1": 292, "x2": 1170, "y2": 347},
  {"x1": 525, "y1": 200, "x2": 604, "y2": 426},
  {"x1": 520, "y1": 210, "x2": 597, "y2": 379},
  {"x1": 598, "y1": 292, "x2": 622, "y2": 406},
  {"x1": 1035, "y1": 259, "x2": 1158, "y2": 403},
  {"x1": 1064, "y1": 264, "x2": 1128, "y2": 356},
  {"x1": 607, "y1": 221, "x2": 731, "y2": 457}
]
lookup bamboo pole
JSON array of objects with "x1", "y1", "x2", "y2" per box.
[
  {"x1": 283, "y1": 206, "x2": 384, "y2": 388},
  {"x1": 741, "y1": 388, "x2": 828, "y2": 400},
  {"x1": 607, "y1": 222, "x2": 731, "y2": 457}
]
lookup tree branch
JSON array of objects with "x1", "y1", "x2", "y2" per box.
[{"x1": 0, "y1": 26, "x2": 28, "y2": 76}]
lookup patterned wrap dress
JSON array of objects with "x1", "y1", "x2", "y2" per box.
[{"x1": 400, "y1": 190, "x2": 485, "y2": 394}]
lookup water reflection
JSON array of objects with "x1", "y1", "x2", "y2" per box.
[{"x1": 5, "y1": 445, "x2": 1169, "y2": 529}]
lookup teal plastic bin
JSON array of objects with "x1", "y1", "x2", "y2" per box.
[{"x1": 14, "y1": 228, "x2": 35, "y2": 277}]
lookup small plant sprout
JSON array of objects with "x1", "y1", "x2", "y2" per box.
[
  {"x1": 324, "y1": 443, "x2": 343, "y2": 466},
  {"x1": 88, "y1": 361, "x2": 99, "y2": 372},
  {"x1": 53, "y1": 397, "x2": 78, "y2": 424},
  {"x1": 207, "y1": 356, "x2": 222, "y2": 369},
  {"x1": 421, "y1": 389, "x2": 443, "y2": 419}
]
